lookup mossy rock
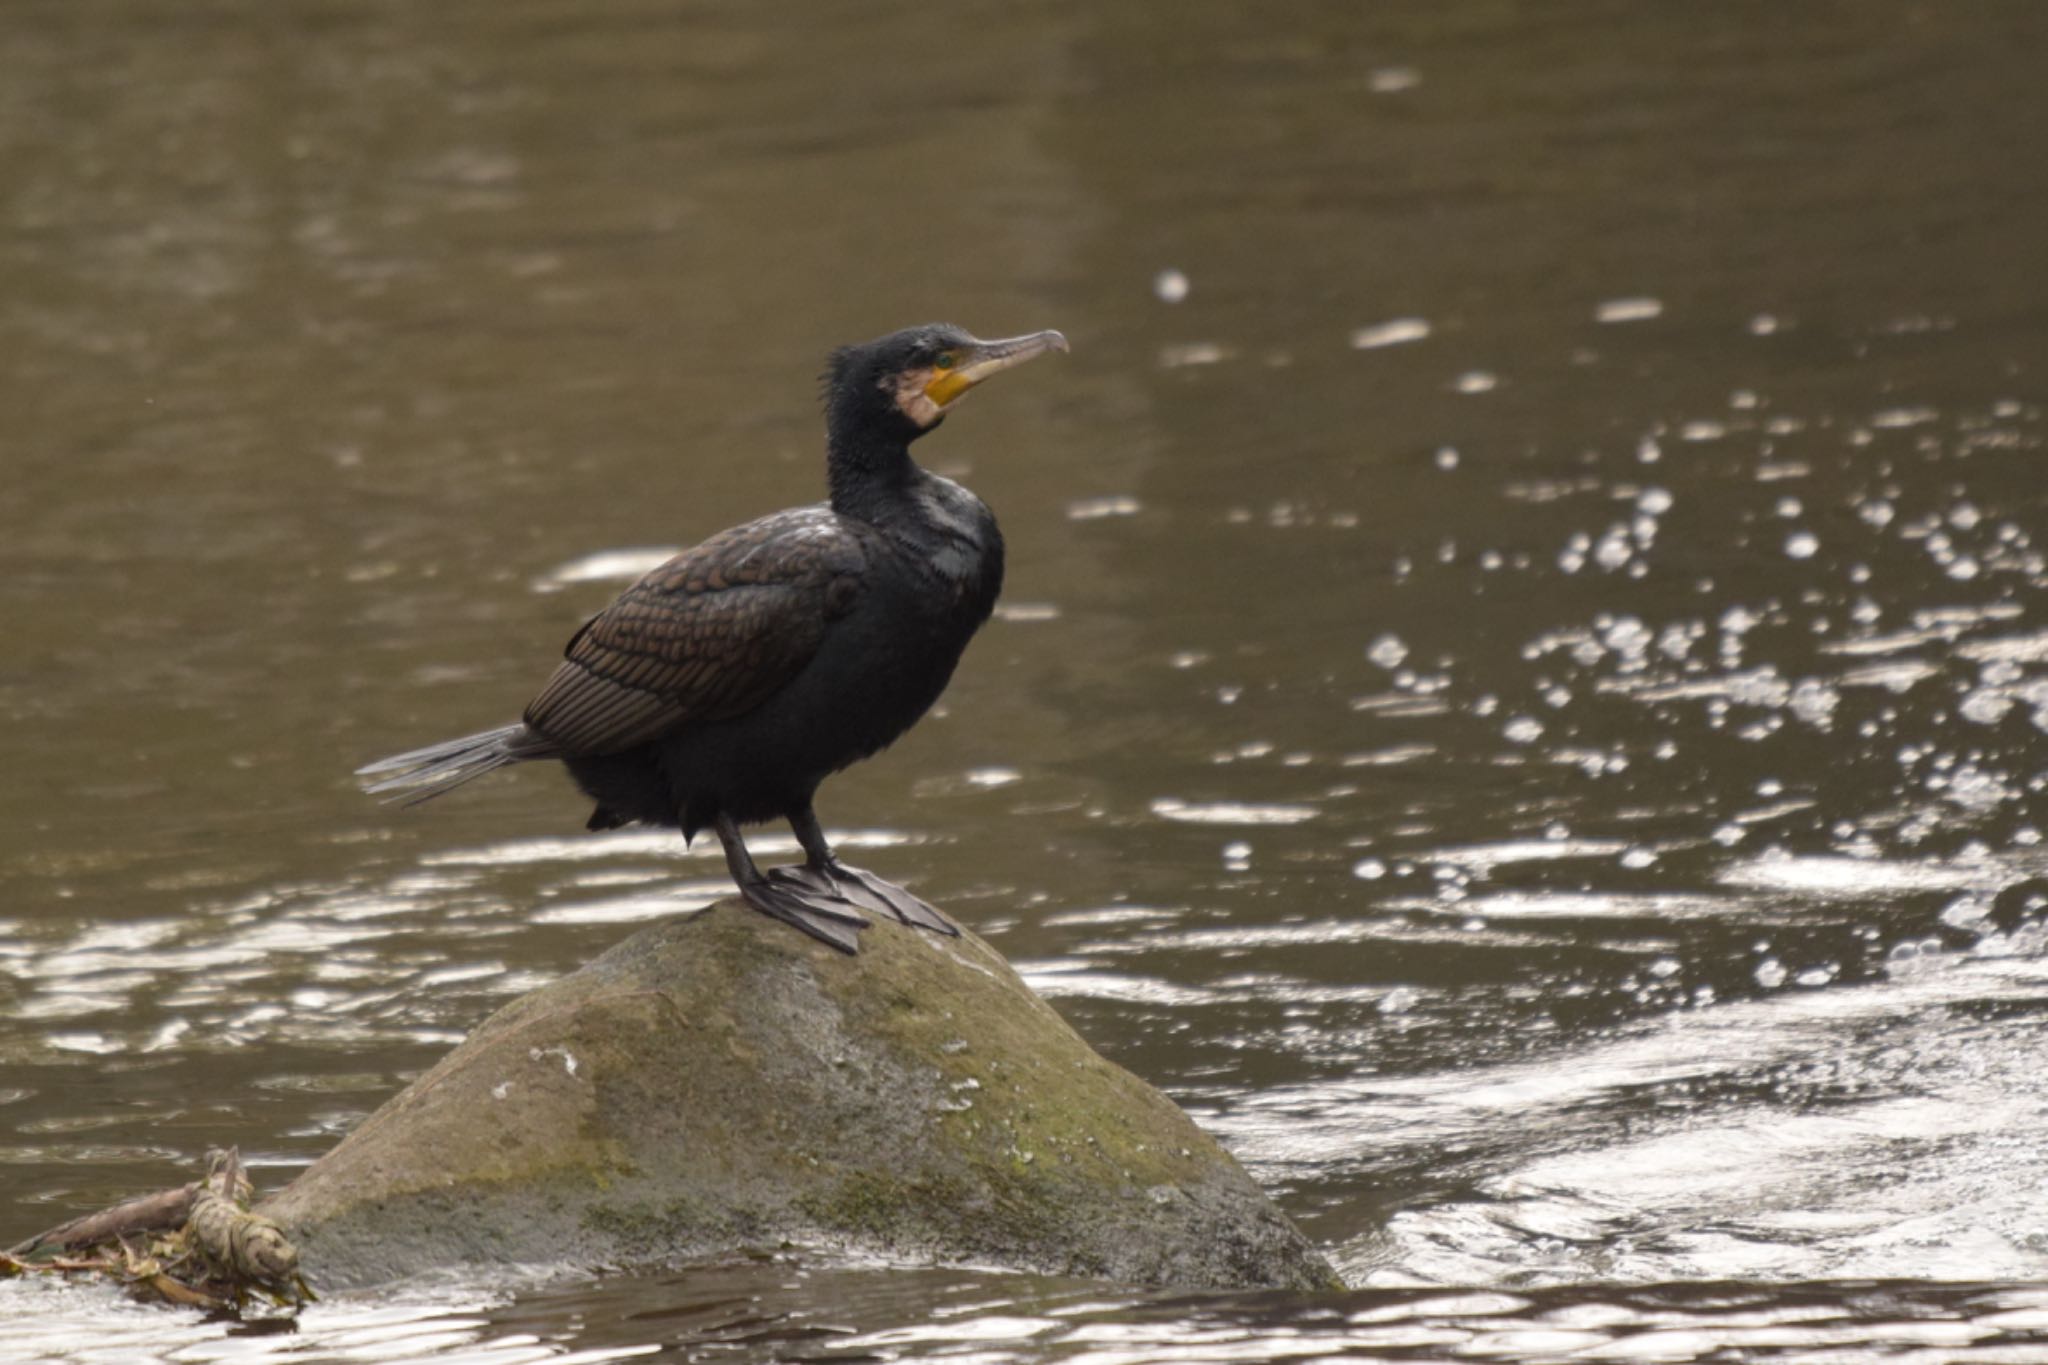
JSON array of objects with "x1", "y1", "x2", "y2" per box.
[{"x1": 260, "y1": 900, "x2": 1340, "y2": 1291}]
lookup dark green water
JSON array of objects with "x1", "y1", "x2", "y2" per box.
[{"x1": 4, "y1": 1, "x2": 2048, "y2": 1359}]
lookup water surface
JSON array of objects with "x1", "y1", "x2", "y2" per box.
[{"x1": 4, "y1": 1, "x2": 2047, "y2": 1359}]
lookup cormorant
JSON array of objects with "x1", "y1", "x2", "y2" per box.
[{"x1": 358, "y1": 324, "x2": 1068, "y2": 954}]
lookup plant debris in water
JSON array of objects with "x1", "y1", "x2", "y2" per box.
[{"x1": 2, "y1": 1148, "x2": 314, "y2": 1315}]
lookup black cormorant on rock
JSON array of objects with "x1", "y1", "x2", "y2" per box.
[{"x1": 358, "y1": 324, "x2": 1067, "y2": 954}]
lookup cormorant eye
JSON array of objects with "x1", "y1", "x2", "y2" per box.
[{"x1": 933, "y1": 352, "x2": 956, "y2": 370}]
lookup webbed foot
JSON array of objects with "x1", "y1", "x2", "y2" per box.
[
  {"x1": 821, "y1": 863, "x2": 958, "y2": 937},
  {"x1": 715, "y1": 811, "x2": 869, "y2": 955},
  {"x1": 772, "y1": 805, "x2": 961, "y2": 941},
  {"x1": 736, "y1": 873, "x2": 869, "y2": 955}
]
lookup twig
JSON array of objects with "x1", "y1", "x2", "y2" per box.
[
  {"x1": 2, "y1": 1147, "x2": 312, "y2": 1313},
  {"x1": 8, "y1": 1184, "x2": 198, "y2": 1259},
  {"x1": 186, "y1": 1150, "x2": 304, "y2": 1294}
]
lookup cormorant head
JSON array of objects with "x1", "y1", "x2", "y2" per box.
[{"x1": 824, "y1": 324, "x2": 1069, "y2": 444}]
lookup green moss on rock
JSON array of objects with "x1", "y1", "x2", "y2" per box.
[{"x1": 260, "y1": 900, "x2": 1340, "y2": 1291}]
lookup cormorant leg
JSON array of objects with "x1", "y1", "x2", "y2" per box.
[
  {"x1": 712, "y1": 813, "x2": 868, "y2": 955},
  {"x1": 784, "y1": 804, "x2": 959, "y2": 938}
]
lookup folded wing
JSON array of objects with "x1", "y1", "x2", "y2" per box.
[{"x1": 523, "y1": 510, "x2": 867, "y2": 755}]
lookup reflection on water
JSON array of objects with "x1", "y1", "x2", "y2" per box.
[{"x1": 5, "y1": 0, "x2": 2048, "y2": 1358}]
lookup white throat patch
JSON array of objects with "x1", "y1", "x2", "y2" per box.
[{"x1": 888, "y1": 368, "x2": 946, "y2": 429}]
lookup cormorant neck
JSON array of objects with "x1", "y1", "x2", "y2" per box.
[{"x1": 826, "y1": 416, "x2": 932, "y2": 522}]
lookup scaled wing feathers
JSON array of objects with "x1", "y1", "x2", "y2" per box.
[{"x1": 522, "y1": 510, "x2": 866, "y2": 755}]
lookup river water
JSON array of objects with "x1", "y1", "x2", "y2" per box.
[{"x1": 4, "y1": 2, "x2": 2048, "y2": 1360}]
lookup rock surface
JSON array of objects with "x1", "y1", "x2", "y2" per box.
[{"x1": 260, "y1": 899, "x2": 1338, "y2": 1291}]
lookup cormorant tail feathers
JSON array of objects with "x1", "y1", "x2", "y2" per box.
[{"x1": 357, "y1": 723, "x2": 550, "y2": 806}]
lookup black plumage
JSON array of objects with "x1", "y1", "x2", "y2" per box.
[{"x1": 359, "y1": 323, "x2": 1067, "y2": 952}]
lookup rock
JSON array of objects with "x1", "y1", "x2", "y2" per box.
[{"x1": 260, "y1": 899, "x2": 1339, "y2": 1291}]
